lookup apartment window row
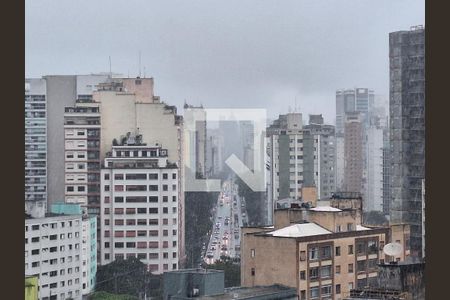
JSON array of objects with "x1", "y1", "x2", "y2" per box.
[
  {"x1": 106, "y1": 207, "x2": 177, "y2": 215},
  {"x1": 107, "y1": 172, "x2": 176, "y2": 180},
  {"x1": 25, "y1": 220, "x2": 80, "y2": 231},
  {"x1": 308, "y1": 245, "x2": 332, "y2": 261},
  {"x1": 110, "y1": 184, "x2": 177, "y2": 192}
]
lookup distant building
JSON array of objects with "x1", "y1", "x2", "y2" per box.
[
  {"x1": 25, "y1": 78, "x2": 47, "y2": 214},
  {"x1": 100, "y1": 137, "x2": 181, "y2": 274},
  {"x1": 365, "y1": 118, "x2": 384, "y2": 212},
  {"x1": 207, "y1": 129, "x2": 224, "y2": 176},
  {"x1": 343, "y1": 113, "x2": 364, "y2": 194},
  {"x1": 64, "y1": 101, "x2": 101, "y2": 215},
  {"x1": 163, "y1": 268, "x2": 297, "y2": 300},
  {"x1": 304, "y1": 115, "x2": 336, "y2": 199},
  {"x1": 389, "y1": 25, "x2": 425, "y2": 258},
  {"x1": 184, "y1": 103, "x2": 207, "y2": 178}
]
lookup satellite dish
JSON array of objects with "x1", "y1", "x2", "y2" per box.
[{"x1": 383, "y1": 242, "x2": 403, "y2": 257}]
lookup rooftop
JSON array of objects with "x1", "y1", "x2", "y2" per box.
[
  {"x1": 267, "y1": 223, "x2": 331, "y2": 238},
  {"x1": 200, "y1": 285, "x2": 297, "y2": 300},
  {"x1": 310, "y1": 206, "x2": 342, "y2": 212}
]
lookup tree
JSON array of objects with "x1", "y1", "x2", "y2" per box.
[
  {"x1": 204, "y1": 256, "x2": 241, "y2": 287},
  {"x1": 96, "y1": 257, "x2": 155, "y2": 298}
]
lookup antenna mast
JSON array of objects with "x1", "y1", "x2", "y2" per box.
[{"x1": 139, "y1": 51, "x2": 142, "y2": 77}]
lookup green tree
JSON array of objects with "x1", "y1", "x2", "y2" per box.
[
  {"x1": 95, "y1": 257, "x2": 162, "y2": 298},
  {"x1": 185, "y1": 191, "x2": 219, "y2": 267},
  {"x1": 204, "y1": 256, "x2": 241, "y2": 287}
]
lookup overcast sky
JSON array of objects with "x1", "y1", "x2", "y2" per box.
[{"x1": 26, "y1": 0, "x2": 424, "y2": 123}]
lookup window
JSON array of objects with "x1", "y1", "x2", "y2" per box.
[
  {"x1": 104, "y1": 185, "x2": 110, "y2": 192},
  {"x1": 251, "y1": 249, "x2": 255, "y2": 258},
  {"x1": 172, "y1": 207, "x2": 177, "y2": 213},
  {"x1": 310, "y1": 287, "x2": 319, "y2": 299},
  {"x1": 308, "y1": 247, "x2": 318, "y2": 260},
  {"x1": 348, "y1": 263, "x2": 354, "y2": 273},
  {"x1": 320, "y1": 246, "x2": 332, "y2": 259},
  {"x1": 321, "y1": 285, "x2": 332, "y2": 296},
  {"x1": 149, "y1": 185, "x2": 158, "y2": 191},
  {"x1": 251, "y1": 268, "x2": 255, "y2": 276},
  {"x1": 336, "y1": 284, "x2": 341, "y2": 294},
  {"x1": 356, "y1": 241, "x2": 366, "y2": 255},
  {"x1": 149, "y1": 219, "x2": 158, "y2": 225},
  {"x1": 347, "y1": 223, "x2": 353, "y2": 231},
  {"x1": 104, "y1": 242, "x2": 110, "y2": 249},
  {"x1": 172, "y1": 196, "x2": 177, "y2": 202},
  {"x1": 321, "y1": 265, "x2": 332, "y2": 278},
  {"x1": 309, "y1": 267, "x2": 319, "y2": 279},
  {"x1": 104, "y1": 173, "x2": 110, "y2": 180},
  {"x1": 172, "y1": 173, "x2": 177, "y2": 179},
  {"x1": 104, "y1": 196, "x2": 110, "y2": 203},
  {"x1": 32, "y1": 237, "x2": 39, "y2": 243},
  {"x1": 300, "y1": 290, "x2": 306, "y2": 300},
  {"x1": 163, "y1": 230, "x2": 168, "y2": 237},
  {"x1": 163, "y1": 207, "x2": 168, "y2": 214},
  {"x1": 163, "y1": 185, "x2": 168, "y2": 191},
  {"x1": 368, "y1": 240, "x2": 378, "y2": 254},
  {"x1": 114, "y1": 174, "x2": 124, "y2": 180},
  {"x1": 31, "y1": 249, "x2": 39, "y2": 255},
  {"x1": 357, "y1": 260, "x2": 367, "y2": 273},
  {"x1": 336, "y1": 265, "x2": 341, "y2": 274},
  {"x1": 163, "y1": 196, "x2": 168, "y2": 202},
  {"x1": 104, "y1": 253, "x2": 110, "y2": 260},
  {"x1": 335, "y1": 246, "x2": 341, "y2": 256},
  {"x1": 172, "y1": 184, "x2": 177, "y2": 191},
  {"x1": 348, "y1": 245, "x2": 354, "y2": 254},
  {"x1": 149, "y1": 196, "x2": 158, "y2": 203},
  {"x1": 163, "y1": 173, "x2": 168, "y2": 180},
  {"x1": 149, "y1": 242, "x2": 159, "y2": 249},
  {"x1": 149, "y1": 208, "x2": 158, "y2": 214},
  {"x1": 114, "y1": 185, "x2": 124, "y2": 191},
  {"x1": 336, "y1": 225, "x2": 341, "y2": 232},
  {"x1": 300, "y1": 251, "x2": 306, "y2": 261},
  {"x1": 115, "y1": 242, "x2": 124, "y2": 248},
  {"x1": 149, "y1": 173, "x2": 158, "y2": 180},
  {"x1": 137, "y1": 208, "x2": 147, "y2": 214},
  {"x1": 300, "y1": 270, "x2": 306, "y2": 280}
]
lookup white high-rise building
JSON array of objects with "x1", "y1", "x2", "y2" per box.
[
  {"x1": 365, "y1": 123, "x2": 384, "y2": 212},
  {"x1": 25, "y1": 214, "x2": 84, "y2": 300},
  {"x1": 100, "y1": 138, "x2": 180, "y2": 274}
]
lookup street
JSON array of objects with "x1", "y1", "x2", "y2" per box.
[{"x1": 203, "y1": 178, "x2": 247, "y2": 264}]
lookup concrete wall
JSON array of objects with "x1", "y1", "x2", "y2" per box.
[
  {"x1": 241, "y1": 233, "x2": 298, "y2": 290},
  {"x1": 45, "y1": 76, "x2": 77, "y2": 207}
]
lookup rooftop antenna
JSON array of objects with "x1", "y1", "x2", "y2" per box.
[
  {"x1": 138, "y1": 51, "x2": 142, "y2": 78},
  {"x1": 109, "y1": 56, "x2": 112, "y2": 78}
]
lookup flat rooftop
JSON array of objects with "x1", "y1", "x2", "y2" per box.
[{"x1": 200, "y1": 285, "x2": 297, "y2": 300}]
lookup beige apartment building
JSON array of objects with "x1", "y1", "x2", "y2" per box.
[{"x1": 241, "y1": 193, "x2": 410, "y2": 300}]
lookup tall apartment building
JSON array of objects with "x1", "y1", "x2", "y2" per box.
[
  {"x1": 389, "y1": 26, "x2": 425, "y2": 258},
  {"x1": 365, "y1": 118, "x2": 384, "y2": 212},
  {"x1": 241, "y1": 194, "x2": 411, "y2": 300},
  {"x1": 267, "y1": 113, "x2": 304, "y2": 203},
  {"x1": 100, "y1": 138, "x2": 181, "y2": 274},
  {"x1": 343, "y1": 113, "x2": 364, "y2": 194},
  {"x1": 304, "y1": 115, "x2": 336, "y2": 199},
  {"x1": 93, "y1": 77, "x2": 185, "y2": 264},
  {"x1": 240, "y1": 121, "x2": 255, "y2": 172},
  {"x1": 25, "y1": 213, "x2": 84, "y2": 300},
  {"x1": 25, "y1": 75, "x2": 110, "y2": 210},
  {"x1": 184, "y1": 103, "x2": 207, "y2": 178},
  {"x1": 382, "y1": 121, "x2": 391, "y2": 216},
  {"x1": 25, "y1": 79, "x2": 47, "y2": 214},
  {"x1": 207, "y1": 129, "x2": 224, "y2": 177},
  {"x1": 64, "y1": 101, "x2": 101, "y2": 215}
]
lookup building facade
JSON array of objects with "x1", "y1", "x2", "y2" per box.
[
  {"x1": 25, "y1": 79, "x2": 47, "y2": 211},
  {"x1": 241, "y1": 194, "x2": 409, "y2": 300},
  {"x1": 343, "y1": 113, "x2": 364, "y2": 194},
  {"x1": 365, "y1": 120, "x2": 384, "y2": 212},
  {"x1": 304, "y1": 115, "x2": 336, "y2": 199},
  {"x1": 64, "y1": 101, "x2": 101, "y2": 214},
  {"x1": 25, "y1": 214, "x2": 84, "y2": 300},
  {"x1": 100, "y1": 140, "x2": 181, "y2": 274},
  {"x1": 389, "y1": 26, "x2": 425, "y2": 257}
]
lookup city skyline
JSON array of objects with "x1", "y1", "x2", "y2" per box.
[{"x1": 26, "y1": 0, "x2": 424, "y2": 122}]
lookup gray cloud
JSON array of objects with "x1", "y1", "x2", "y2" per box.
[{"x1": 26, "y1": 0, "x2": 424, "y2": 123}]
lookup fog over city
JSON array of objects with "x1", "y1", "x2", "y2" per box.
[{"x1": 26, "y1": 0, "x2": 423, "y2": 122}]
